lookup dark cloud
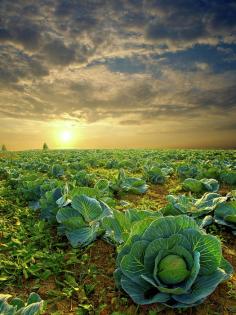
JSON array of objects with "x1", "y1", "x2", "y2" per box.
[
  {"x1": 145, "y1": 0, "x2": 236, "y2": 47},
  {"x1": 21, "y1": 4, "x2": 39, "y2": 17},
  {"x1": 42, "y1": 39, "x2": 76, "y2": 65},
  {"x1": 146, "y1": 21, "x2": 205, "y2": 42},
  {"x1": 14, "y1": 24, "x2": 42, "y2": 51},
  {"x1": 0, "y1": 45, "x2": 49, "y2": 86},
  {"x1": 181, "y1": 85, "x2": 236, "y2": 110},
  {"x1": 0, "y1": 28, "x2": 11, "y2": 41}
]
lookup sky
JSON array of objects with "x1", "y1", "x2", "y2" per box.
[{"x1": 0, "y1": 0, "x2": 236, "y2": 150}]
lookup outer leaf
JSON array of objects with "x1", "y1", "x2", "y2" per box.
[
  {"x1": 125, "y1": 218, "x2": 157, "y2": 247},
  {"x1": 95, "y1": 179, "x2": 109, "y2": 192},
  {"x1": 215, "y1": 201, "x2": 236, "y2": 219},
  {"x1": 71, "y1": 195, "x2": 103, "y2": 222},
  {"x1": 65, "y1": 225, "x2": 98, "y2": 247},
  {"x1": 120, "y1": 275, "x2": 170, "y2": 305},
  {"x1": 172, "y1": 268, "x2": 227, "y2": 305},
  {"x1": 10, "y1": 298, "x2": 24, "y2": 311},
  {"x1": 0, "y1": 299, "x2": 16, "y2": 315},
  {"x1": 142, "y1": 216, "x2": 198, "y2": 241},
  {"x1": 102, "y1": 209, "x2": 162, "y2": 245},
  {"x1": 214, "y1": 201, "x2": 236, "y2": 232},
  {"x1": 20, "y1": 301, "x2": 44, "y2": 315},
  {"x1": 181, "y1": 229, "x2": 222, "y2": 275},
  {"x1": 120, "y1": 240, "x2": 149, "y2": 285},
  {"x1": 200, "y1": 178, "x2": 219, "y2": 192},
  {"x1": 56, "y1": 206, "x2": 82, "y2": 223}
]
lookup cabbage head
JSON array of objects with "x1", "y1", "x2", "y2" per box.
[{"x1": 114, "y1": 215, "x2": 233, "y2": 308}]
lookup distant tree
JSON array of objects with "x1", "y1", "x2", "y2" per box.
[
  {"x1": 43, "y1": 142, "x2": 49, "y2": 150},
  {"x1": 1, "y1": 144, "x2": 7, "y2": 151}
]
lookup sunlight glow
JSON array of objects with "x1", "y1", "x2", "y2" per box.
[{"x1": 61, "y1": 130, "x2": 72, "y2": 142}]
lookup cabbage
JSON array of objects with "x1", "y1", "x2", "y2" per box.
[{"x1": 114, "y1": 215, "x2": 233, "y2": 308}]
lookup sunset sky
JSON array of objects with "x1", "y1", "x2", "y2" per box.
[{"x1": 0, "y1": 0, "x2": 236, "y2": 150}]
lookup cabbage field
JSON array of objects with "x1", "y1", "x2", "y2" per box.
[{"x1": 0, "y1": 149, "x2": 236, "y2": 315}]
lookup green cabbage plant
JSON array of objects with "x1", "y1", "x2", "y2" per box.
[
  {"x1": 177, "y1": 165, "x2": 198, "y2": 179},
  {"x1": 111, "y1": 169, "x2": 148, "y2": 195},
  {"x1": 182, "y1": 178, "x2": 219, "y2": 193},
  {"x1": 162, "y1": 193, "x2": 227, "y2": 219},
  {"x1": 220, "y1": 171, "x2": 236, "y2": 185},
  {"x1": 144, "y1": 165, "x2": 166, "y2": 184},
  {"x1": 51, "y1": 164, "x2": 64, "y2": 177},
  {"x1": 114, "y1": 215, "x2": 233, "y2": 308},
  {"x1": 182, "y1": 178, "x2": 203, "y2": 193},
  {"x1": 71, "y1": 170, "x2": 95, "y2": 187},
  {"x1": 214, "y1": 191, "x2": 236, "y2": 235},
  {"x1": 56, "y1": 194, "x2": 112, "y2": 247}
]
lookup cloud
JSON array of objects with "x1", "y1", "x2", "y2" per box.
[
  {"x1": 143, "y1": 0, "x2": 236, "y2": 52},
  {"x1": 0, "y1": 28, "x2": 11, "y2": 41},
  {"x1": 0, "y1": 0, "x2": 236, "y2": 149},
  {"x1": 42, "y1": 39, "x2": 76, "y2": 65},
  {"x1": 0, "y1": 45, "x2": 49, "y2": 87}
]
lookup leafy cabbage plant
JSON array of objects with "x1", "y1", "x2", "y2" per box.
[
  {"x1": 111, "y1": 169, "x2": 148, "y2": 195},
  {"x1": 0, "y1": 292, "x2": 44, "y2": 315},
  {"x1": 144, "y1": 166, "x2": 166, "y2": 184},
  {"x1": 56, "y1": 195, "x2": 112, "y2": 247},
  {"x1": 220, "y1": 171, "x2": 236, "y2": 185},
  {"x1": 102, "y1": 208, "x2": 162, "y2": 245},
  {"x1": 114, "y1": 215, "x2": 233, "y2": 308},
  {"x1": 214, "y1": 191, "x2": 236, "y2": 235},
  {"x1": 161, "y1": 193, "x2": 227, "y2": 219},
  {"x1": 182, "y1": 178, "x2": 219, "y2": 193},
  {"x1": 71, "y1": 170, "x2": 95, "y2": 187},
  {"x1": 162, "y1": 191, "x2": 236, "y2": 233},
  {"x1": 51, "y1": 164, "x2": 64, "y2": 177},
  {"x1": 177, "y1": 165, "x2": 198, "y2": 179}
]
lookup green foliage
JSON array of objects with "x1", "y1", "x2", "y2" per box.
[
  {"x1": 182, "y1": 178, "x2": 204, "y2": 193},
  {"x1": 71, "y1": 170, "x2": 95, "y2": 187},
  {"x1": 182, "y1": 178, "x2": 219, "y2": 193},
  {"x1": 56, "y1": 195, "x2": 112, "y2": 247},
  {"x1": 0, "y1": 167, "x2": 9, "y2": 180},
  {"x1": 162, "y1": 190, "x2": 236, "y2": 234},
  {"x1": 220, "y1": 171, "x2": 236, "y2": 185},
  {"x1": 114, "y1": 215, "x2": 233, "y2": 308},
  {"x1": 200, "y1": 178, "x2": 220, "y2": 192},
  {"x1": 51, "y1": 164, "x2": 64, "y2": 178},
  {"x1": 0, "y1": 292, "x2": 44, "y2": 315},
  {"x1": 39, "y1": 187, "x2": 63, "y2": 222},
  {"x1": 144, "y1": 165, "x2": 166, "y2": 184},
  {"x1": 102, "y1": 208, "x2": 162, "y2": 244},
  {"x1": 177, "y1": 165, "x2": 198, "y2": 179},
  {"x1": 162, "y1": 192, "x2": 227, "y2": 218},
  {"x1": 214, "y1": 191, "x2": 236, "y2": 235},
  {"x1": 111, "y1": 169, "x2": 148, "y2": 195}
]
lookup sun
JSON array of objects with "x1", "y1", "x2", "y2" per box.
[{"x1": 61, "y1": 130, "x2": 72, "y2": 142}]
